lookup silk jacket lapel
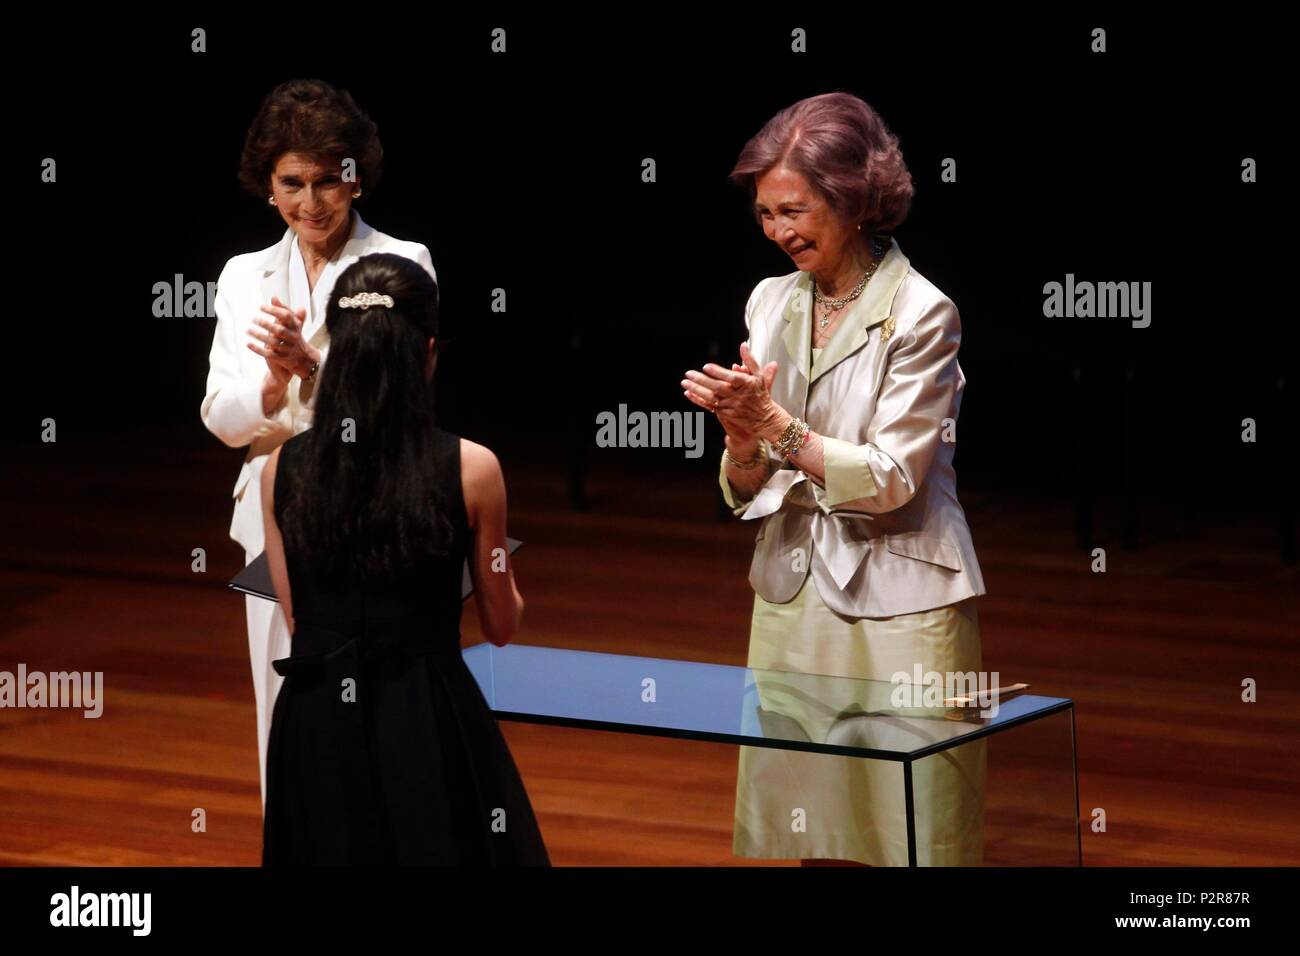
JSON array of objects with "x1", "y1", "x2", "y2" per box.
[{"x1": 777, "y1": 237, "x2": 912, "y2": 403}]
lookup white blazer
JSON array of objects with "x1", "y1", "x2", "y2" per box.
[
  {"x1": 720, "y1": 237, "x2": 986, "y2": 618},
  {"x1": 200, "y1": 211, "x2": 437, "y2": 555}
]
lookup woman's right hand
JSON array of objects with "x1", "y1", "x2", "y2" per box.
[
  {"x1": 720, "y1": 363, "x2": 760, "y2": 446},
  {"x1": 259, "y1": 366, "x2": 291, "y2": 417},
  {"x1": 684, "y1": 348, "x2": 776, "y2": 449},
  {"x1": 246, "y1": 308, "x2": 300, "y2": 389},
  {"x1": 264, "y1": 358, "x2": 293, "y2": 390},
  {"x1": 251, "y1": 330, "x2": 294, "y2": 410}
]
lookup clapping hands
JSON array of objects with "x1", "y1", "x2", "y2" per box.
[
  {"x1": 247, "y1": 296, "x2": 318, "y2": 382},
  {"x1": 682, "y1": 342, "x2": 781, "y2": 445}
]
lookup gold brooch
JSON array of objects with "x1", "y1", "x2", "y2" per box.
[{"x1": 879, "y1": 315, "x2": 896, "y2": 343}]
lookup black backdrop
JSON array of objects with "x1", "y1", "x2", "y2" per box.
[{"x1": 8, "y1": 13, "x2": 1289, "y2": 513}]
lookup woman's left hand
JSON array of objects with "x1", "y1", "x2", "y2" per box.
[
  {"x1": 250, "y1": 296, "x2": 320, "y2": 379},
  {"x1": 683, "y1": 342, "x2": 783, "y2": 439}
]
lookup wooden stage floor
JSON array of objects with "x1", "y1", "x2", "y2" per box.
[{"x1": 1, "y1": 424, "x2": 1297, "y2": 866}]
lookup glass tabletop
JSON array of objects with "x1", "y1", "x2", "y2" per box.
[{"x1": 462, "y1": 643, "x2": 1071, "y2": 761}]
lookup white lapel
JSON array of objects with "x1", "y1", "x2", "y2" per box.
[
  {"x1": 256, "y1": 227, "x2": 296, "y2": 330},
  {"x1": 301, "y1": 211, "x2": 384, "y2": 343}
]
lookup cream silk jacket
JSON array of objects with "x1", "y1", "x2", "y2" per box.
[
  {"x1": 719, "y1": 237, "x2": 985, "y2": 618},
  {"x1": 200, "y1": 212, "x2": 436, "y2": 555}
]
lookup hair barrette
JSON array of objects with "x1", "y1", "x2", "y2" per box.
[{"x1": 338, "y1": 292, "x2": 394, "y2": 310}]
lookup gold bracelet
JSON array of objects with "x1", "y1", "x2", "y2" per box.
[
  {"x1": 786, "y1": 423, "x2": 809, "y2": 457},
  {"x1": 725, "y1": 443, "x2": 765, "y2": 469},
  {"x1": 775, "y1": 417, "x2": 810, "y2": 457}
]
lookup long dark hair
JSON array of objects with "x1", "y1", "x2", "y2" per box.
[{"x1": 278, "y1": 253, "x2": 454, "y2": 584}]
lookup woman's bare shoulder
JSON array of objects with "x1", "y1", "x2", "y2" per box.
[
  {"x1": 458, "y1": 438, "x2": 502, "y2": 525},
  {"x1": 459, "y1": 437, "x2": 501, "y2": 476}
]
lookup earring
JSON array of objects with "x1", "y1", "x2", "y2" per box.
[
  {"x1": 856, "y1": 223, "x2": 862, "y2": 232},
  {"x1": 352, "y1": 188, "x2": 362, "y2": 198},
  {"x1": 268, "y1": 196, "x2": 277, "y2": 206}
]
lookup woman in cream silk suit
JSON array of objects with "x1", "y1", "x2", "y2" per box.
[
  {"x1": 683, "y1": 93, "x2": 987, "y2": 866},
  {"x1": 201, "y1": 79, "x2": 436, "y2": 810}
]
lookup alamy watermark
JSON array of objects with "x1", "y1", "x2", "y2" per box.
[
  {"x1": 1043, "y1": 274, "x2": 1151, "y2": 328},
  {"x1": 595, "y1": 404, "x2": 705, "y2": 459},
  {"x1": 890, "y1": 666, "x2": 1005, "y2": 718},
  {"x1": 153, "y1": 274, "x2": 216, "y2": 318},
  {"x1": 49, "y1": 886, "x2": 150, "y2": 936},
  {"x1": 1, "y1": 665, "x2": 103, "y2": 718}
]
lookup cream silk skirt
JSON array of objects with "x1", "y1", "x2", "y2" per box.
[{"x1": 732, "y1": 575, "x2": 985, "y2": 866}]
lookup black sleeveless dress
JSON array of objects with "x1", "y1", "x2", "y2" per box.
[{"x1": 262, "y1": 428, "x2": 550, "y2": 866}]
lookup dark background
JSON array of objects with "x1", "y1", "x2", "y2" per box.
[
  {"x1": 0, "y1": 11, "x2": 1295, "y2": 879},
  {"x1": 7, "y1": 14, "x2": 1290, "y2": 523}
]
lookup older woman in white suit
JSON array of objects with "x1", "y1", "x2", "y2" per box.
[
  {"x1": 683, "y1": 92, "x2": 987, "y2": 866},
  {"x1": 201, "y1": 78, "x2": 436, "y2": 809}
]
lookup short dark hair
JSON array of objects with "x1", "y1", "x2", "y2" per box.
[{"x1": 237, "y1": 78, "x2": 383, "y2": 201}]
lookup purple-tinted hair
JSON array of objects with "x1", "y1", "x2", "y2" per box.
[{"x1": 729, "y1": 91, "x2": 914, "y2": 235}]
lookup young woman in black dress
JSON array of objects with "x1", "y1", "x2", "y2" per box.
[{"x1": 257, "y1": 252, "x2": 550, "y2": 865}]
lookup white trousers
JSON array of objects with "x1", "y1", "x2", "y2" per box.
[{"x1": 243, "y1": 548, "x2": 292, "y2": 812}]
